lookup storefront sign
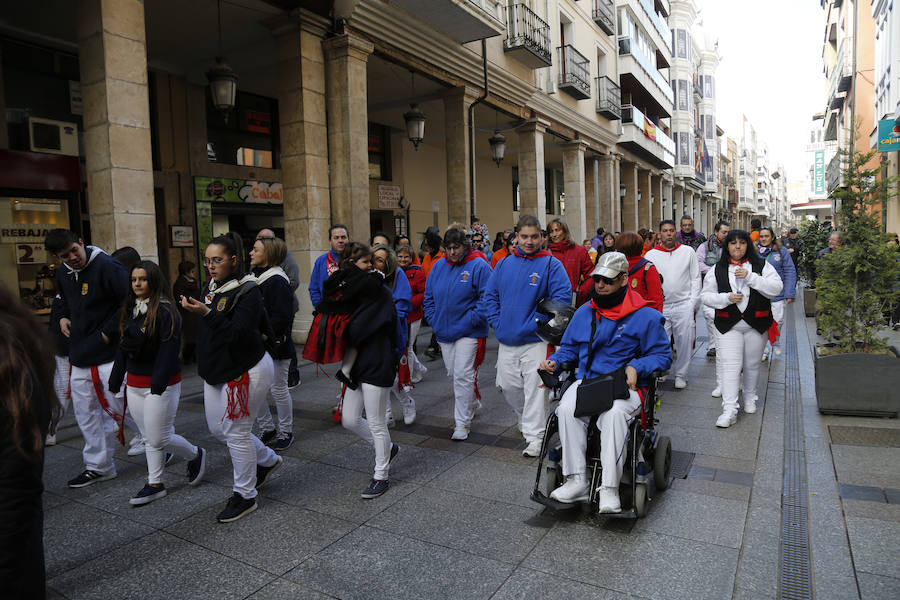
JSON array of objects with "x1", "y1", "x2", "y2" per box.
[
  {"x1": 1, "y1": 223, "x2": 54, "y2": 244},
  {"x1": 16, "y1": 244, "x2": 46, "y2": 264},
  {"x1": 170, "y1": 225, "x2": 194, "y2": 248},
  {"x1": 877, "y1": 119, "x2": 900, "y2": 152},
  {"x1": 194, "y1": 177, "x2": 283, "y2": 205},
  {"x1": 377, "y1": 184, "x2": 402, "y2": 209},
  {"x1": 814, "y1": 150, "x2": 825, "y2": 195}
]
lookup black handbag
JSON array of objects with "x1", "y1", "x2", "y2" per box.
[{"x1": 574, "y1": 314, "x2": 631, "y2": 417}]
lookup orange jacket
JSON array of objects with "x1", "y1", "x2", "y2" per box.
[{"x1": 421, "y1": 251, "x2": 444, "y2": 278}]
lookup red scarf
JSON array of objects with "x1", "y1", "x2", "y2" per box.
[
  {"x1": 446, "y1": 248, "x2": 481, "y2": 266},
  {"x1": 653, "y1": 242, "x2": 681, "y2": 253},
  {"x1": 729, "y1": 258, "x2": 749, "y2": 266},
  {"x1": 225, "y1": 372, "x2": 251, "y2": 420},
  {"x1": 590, "y1": 288, "x2": 650, "y2": 321},
  {"x1": 326, "y1": 250, "x2": 339, "y2": 276},
  {"x1": 512, "y1": 246, "x2": 552, "y2": 259},
  {"x1": 548, "y1": 240, "x2": 574, "y2": 253}
]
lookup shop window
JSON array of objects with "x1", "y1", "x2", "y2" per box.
[
  {"x1": 207, "y1": 91, "x2": 279, "y2": 168},
  {"x1": 368, "y1": 123, "x2": 391, "y2": 180}
]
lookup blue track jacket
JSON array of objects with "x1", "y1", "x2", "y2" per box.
[
  {"x1": 480, "y1": 248, "x2": 571, "y2": 346},
  {"x1": 548, "y1": 292, "x2": 672, "y2": 387},
  {"x1": 391, "y1": 271, "x2": 412, "y2": 356},
  {"x1": 309, "y1": 250, "x2": 340, "y2": 308},
  {"x1": 760, "y1": 246, "x2": 797, "y2": 303},
  {"x1": 423, "y1": 250, "x2": 492, "y2": 343}
]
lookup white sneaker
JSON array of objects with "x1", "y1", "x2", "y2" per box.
[
  {"x1": 386, "y1": 409, "x2": 395, "y2": 428},
  {"x1": 549, "y1": 474, "x2": 589, "y2": 503},
  {"x1": 716, "y1": 411, "x2": 737, "y2": 428},
  {"x1": 711, "y1": 386, "x2": 722, "y2": 398},
  {"x1": 744, "y1": 399, "x2": 757, "y2": 414},
  {"x1": 470, "y1": 398, "x2": 483, "y2": 417},
  {"x1": 127, "y1": 439, "x2": 146, "y2": 456},
  {"x1": 411, "y1": 365, "x2": 427, "y2": 384},
  {"x1": 675, "y1": 377, "x2": 687, "y2": 389},
  {"x1": 773, "y1": 346, "x2": 782, "y2": 356},
  {"x1": 451, "y1": 427, "x2": 469, "y2": 441},
  {"x1": 522, "y1": 439, "x2": 542, "y2": 457},
  {"x1": 45, "y1": 433, "x2": 57, "y2": 446},
  {"x1": 761, "y1": 350, "x2": 769, "y2": 362},
  {"x1": 597, "y1": 486, "x2": 622, "y2": 513},
  {"x1": 402, "y1": 400, "x2": 416, "y2": 425}
]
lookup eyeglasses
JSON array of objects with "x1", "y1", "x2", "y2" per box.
[
  {"x1": 592, "y1": 274, "x2": 617, "y2": 285},
  {"x1": 445, "y1": 244, "x2": 463, "y2": 252},
  {"x1": 203, "y1": 257, "x2": 228, "y2": 266}
]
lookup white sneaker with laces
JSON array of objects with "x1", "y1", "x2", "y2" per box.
[
  {"x1": 127, "y1": 438, "x2": 146, "y2": 456},
  {"x1": 45, "y1": 433, "x2": 57, "y2": 446},
  {"x1": 597, "y1": 486, "x2": 622, "y2": 513},
  {"x1": 675, "y1": 377, "x2": 687, "y2": 389},
  {"x1": 744, "y1": 398, "x2": 757, "y2": 414},
  {"x1": 402, "y1": 399, "x2": 416, "y2": 425},
  {"x1": 411, "y1": 365, "x2": 427, "y2": 384},
  {"x1": 386, "y1": 406, "x2": 395, "y2": 428},
  {"x1": 522, "y1": 439, "x2": 542, "y2": 457},
  {"x1": 549, "y1": 474, "x2": 589, "y2": 503},
  {"x1": 716, "y1": 411, "x2": 737, "y2": 428},
  {"x1": 774, "y1": 346, "x2": 782, "y2": 356},
  {"x1": 451, "y1": 427, "x2": 469, "y2": 441},
  {"x1": 711, "y1": 386, "x2": 722, "y2": 398}
]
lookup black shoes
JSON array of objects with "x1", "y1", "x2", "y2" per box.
[
  {"x1": 68, "y1": 469, "x2": 116, "y2": 488},
  {"x1": 361, "y1": 479, "x2": 390, "y2": 499},
  {"x1": 255, "y1": 456, "x2": 283, "y2": 489},
  {"x1": 273, "y1": 434, "x2": 294, "y2": 452},
  {"x1": 186, "y1": 447, "x2": 206, "y2": 486},
  {"x1": 216, "y1": 492, "x2": 257, "y2": 523},
  {"x1": 130, "y1": 483, "x2": 167, "y2": 506},
  {"x1": 259, "y1": 429, "x2": 278, "y2": 446}
]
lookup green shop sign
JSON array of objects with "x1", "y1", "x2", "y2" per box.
[
  {"x1": 194, "y1": 176, "x2": 283, "y2": 204},
  {"x1": 877, "y1": 119, "x2": 900, "y2": 153}
]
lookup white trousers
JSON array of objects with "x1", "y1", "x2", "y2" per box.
[
  {"x1": 408, "y1": 319, "x2": 424, "y2": 375},
  {"x1": 70, "y1": 362, "x2": 122, "y2": 475},
  {"x1": 496, "y1": 341, "x2": 548, "y2": 443},
  {"x1": 703, "y1": 305, "x2": 717, "y2": 350},
  {"x1": 557, "y1": 381, "x2": 642, "y2": 488},
  {"x1": 126, "y1": 383, "x2": 197, "y2": 484},
  {"x1": 341, "y1": 383, "x2": 392, "y2": 480},
  {"x1": 663, "y1": 300, "x2": 695, "y2": 379},
  {"x1": 717, "y1": 320, "x2": 767, "y2": 414},
  {"x1": 54, "y1": 355, "x2": 71, "y2": 416},
  {"x1": 439, "y1": 337, "x2": 479, "y2": 429},
  {"x1": 256, "y1": 357, "x2": 293, "y2": 437},
  {"x1": 764, "y1": 300, "x2": 785, "y2": 355},
  {"x1": 204, "y1": 354, "x2": 279, "y2": 499}
]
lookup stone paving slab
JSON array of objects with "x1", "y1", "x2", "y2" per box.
[{"x1": 489, "y1": 568, "x2": 630, "y2": 600}]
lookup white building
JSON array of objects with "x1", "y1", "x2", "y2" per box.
[
  {"x1": 873, "y1": 0, "x2": 900, "y2": 234},
  {"x1": 792, "y1": 113, "x2": 833, "y2": 223}
]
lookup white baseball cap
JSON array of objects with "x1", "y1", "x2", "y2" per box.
[{"x1": 591, "y1": 251, "x2": 629, "y2": 280}]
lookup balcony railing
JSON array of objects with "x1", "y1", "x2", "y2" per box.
[
  {"x1": 557, "y1": 45, "x2": 591, "y2": 100},
  {"x1": 826, "y1": 152, "x2": 844, "y2": 192},
  {"x1": 618, "y1": 36, "x2": 674, "y2": 104},
  {"x1": 503, "y1": 4, "x2": 551, "y2": 67},
  {"x1": 827, "y1": 36, "x2": 852, "y2": 104},
  {"x1": 622, "y1": 104, "x2": 675, "y2": 157},
  {"x1": 592, "y1": 0, "x2": 615, "y2": 35},
  {"x1": 595, "y1": 76, "x2": 621, "y2": 120},
  {"x1": 638, "y1": 0, "x2": 671, "y2": 50}
]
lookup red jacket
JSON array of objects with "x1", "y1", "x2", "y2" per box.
[
  {"x1": 403, "y1": 265, "x2": 426, "y2": 322},
  {"x1": 624, "y1": 255, "x2": 664, "y2": 312},
  {"x1": 549, "y1": 241, "x2": 593, "y2": 291}
]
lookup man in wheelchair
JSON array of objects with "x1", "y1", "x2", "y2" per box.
[{"x1": 538, "y1": 252, "x2": 672, "y2": 513}]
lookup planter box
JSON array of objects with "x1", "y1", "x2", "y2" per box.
[
  {"x1": 803, "y1": 288, "x2": 817, "y2": 317},
  {"x1": 815, "y1": 347, "x2": 900, "y2": 417}
]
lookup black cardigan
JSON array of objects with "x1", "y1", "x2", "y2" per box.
[
  {"x1": 347, "y1": 284, "x2": 399, "y2": 388},
  {"x1": 108, "y1": 303, "x2": 182, "y2": 395}
]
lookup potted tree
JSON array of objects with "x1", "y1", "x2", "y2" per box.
[
  {"x1": 814, "y1": 147, "x2": 900, "y2": 417},
  {"x1": 797, "y1": 220, "x2": 831, "y2": 317}
]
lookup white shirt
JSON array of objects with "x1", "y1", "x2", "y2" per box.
[
  {"x1": 701, "y1": 260, "x2": 784, "y2": 314},
  {"x1": 644, "y1": 244, "x2": 701, "y2": 308}
]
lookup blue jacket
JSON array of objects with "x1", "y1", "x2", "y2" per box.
[
  {"x1": 390, "y1": 270, "x2": 413, "y2": 356},
  {"x1": 480, "y1": 249, "x2": 571, "y2": 346},
  {"x1": 55, "y1": 246, "x2": 128, "y2": 368},
  {"x1": 424, "y1": 251, "x2": 492, "y2": 343},
  {"x1": 309, "y1": 250, "x2": 340, "y2": 308},
  {"x1": 548, "y1": 298, "x2": 671, "y2": 387},
  {"x1": 759, "y1": 245, "x2": 796, "y2": 302}
]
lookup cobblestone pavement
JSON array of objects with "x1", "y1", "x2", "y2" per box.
[{"x1": 43, "y1": 299, "x2": 900, "y2": 599}]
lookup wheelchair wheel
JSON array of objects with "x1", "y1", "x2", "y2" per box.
[
  {"x1": 633, "y1": 483, "x2": 648, "y2": 518},
  {"x1": 653, "y1": 436, "x2": 672, "y2": 491}
]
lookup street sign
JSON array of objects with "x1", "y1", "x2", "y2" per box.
[{"x1": 814, "y1": 151, "x2": 825, "y2": 195}]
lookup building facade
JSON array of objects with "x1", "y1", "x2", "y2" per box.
[{"x1": 873, "y1": 0, "x2": 900, "y2": 234}]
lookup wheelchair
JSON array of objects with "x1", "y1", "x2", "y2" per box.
[{"x1": 530, "y1": 362, "x2": 672, "y2": 518}]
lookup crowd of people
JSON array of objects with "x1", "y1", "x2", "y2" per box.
[{"x1": 0, "y1": 212, "x2": 816, "y2": 594}]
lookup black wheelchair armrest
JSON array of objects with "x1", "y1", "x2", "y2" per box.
[
  {"x1": 650, "y1": 370, "x2": 668, "y2": 380},
  {"x1": 538, "y1": 369, "x2": 560, "y2": 389},
  {"x1": 559, "y1": 361, "x2": 576, "y2": 373}
]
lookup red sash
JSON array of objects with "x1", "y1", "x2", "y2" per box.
[
  {"x1": 90, "y1": 366, "x2": 126, "y2": 446},
  {"x1": 126, "y1": 372, "x2": 183, "y2": 389},
  {"x1": 224, "y1": 372, "x2": 250, "y2": 421},
  {"x1": 473, "y1": 338, "x2": 487, "y2": 401}
]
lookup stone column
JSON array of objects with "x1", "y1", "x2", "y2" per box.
[
  {"x1": 323, "y1": 32, "x2": 373, "y2": 241},
  {"x1": 584, "y1": 156, "x2": 600, "y2": 237},
  {"x1": 651, "y1": 174, "x2": 663, "y2": 227},
  {"x1": 561, "y1": 140, "x2": 589, "y2": 242},
  {"x1": 78, "y1": 0, "x2": 156, "y2": 261},
  {"x1": 674, "y1": 185, "x2": 684, "y2": 223},
  {"x1": 598, "y1": 154, "x2": 616, "y2": 231},
  {"x1": 637, "y1": 168, "x2": 651, "y2": 231},
  {"x1": 621, "y1": 161, "x2": 638, "y2": 232},
  {"x1": 443, "y1": 87, "x2": 479, "y2": 226},
  {"x1": 274, "y1": 19, "x2": 330, "y2": 340},
  {"x1": 516, "y1": 119, "x2": 549, "y2": 223}
]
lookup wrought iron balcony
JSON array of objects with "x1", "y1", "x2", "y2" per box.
[
  {"x1": 592, "y1": 0, "x2": 615, "y2": 35},
  {"x1": 557, "y1": 45, "x2": 591, "y2": 100},
  {"x1": 503, "y1": 4, "x2": 552, "y2": 68},
  {"x1": 595, "y1": 76, "x2": 621, "y2": 120}
]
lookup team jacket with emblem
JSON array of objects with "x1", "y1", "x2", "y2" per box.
[
  {"x1": 54, "y1": 246, "x2": 128, "y2": 368},
  {"x1": 108, "y1": 304, "x2": 181, "y2": 395},
  {"x1": 480, "y1": 248, "x2": 571, "y2": 346},
  {"x1": 197, "y1": 278, "x2": 266, "y2": 385},
  {"x1": 423, "y1": 249, "x2": 492, "y2": 343}
]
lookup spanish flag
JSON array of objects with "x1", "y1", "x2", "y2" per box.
[{"x1": 644, "y1": 116, "x2": 657, "y2": 141}]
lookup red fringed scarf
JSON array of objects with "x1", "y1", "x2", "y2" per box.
[
  {"x1": 768, "y1": 320, "x2": 780, "y2": 345},
  {"x1": 473, "y1": 338, "x2": 487, "y2": 400},
  {"x1": 398, "y1": 352, "x2": 412, "y2": 392},
  {"x1": 225, "y1": 372, "x2": 251, "y2": 420},
  {"x1": 91, "y1": 366, "x2": 126, "y2": 446}
]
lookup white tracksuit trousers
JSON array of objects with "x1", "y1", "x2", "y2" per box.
[
  {"x1": 496, "y1": 341, "x2": 548, "y2": 443},
  {"x1": 70, "y1": 361, "x2": 122, "y2": 475},
  {"x1": 717, "y1": 320, "x2": 767, "y2": 415},
  {"x1": 557, "y1": 380, "x2": 642, "y2": 488},
  {"x1": 663, "y1": 300, "x2": 695, "y2": 379},
  {"x1": 341, "y1": 383, "x2": 392, "y2": 480},
  {"x1": 204, "y1": 354, "x2": 279, "y2": 499},
  {"x1": 126, "y1": 383, "x2": 197, "y2": 484},
  {"x1": 439, "y1": 337, "x2": 479, "y2": 429},
  {"x1": 703, "y1": 305, "x2": 717, "y2": 351},
  {"x1": 256, "y1": 357, "x2": 293, "y2": 437},
  {"x1": 54, "y1": 355, "x2": 71, "y2": 416},
  {"x1": 764, "y1": 300, "x2": 785, "y2": 356},
  {"x1": 408, "y1": 319, "x2": 424, "y2": 376}
]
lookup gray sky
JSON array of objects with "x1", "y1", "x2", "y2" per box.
[{"x1": 699, "y1": 0, "x2": 825, "y2": 182}]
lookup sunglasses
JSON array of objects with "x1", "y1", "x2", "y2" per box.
[{"x1": 592, "y1": 274, "x2": 618, "y2": 285}]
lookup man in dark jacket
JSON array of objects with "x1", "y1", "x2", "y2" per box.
[
  {"x1": 676, "y1": 215, "x2": 706, "y2": 250},
  {"x1": 44, "y1": 229, "x2": 128, "y2": 488}
]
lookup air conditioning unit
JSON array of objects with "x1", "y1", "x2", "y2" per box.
[{"x1": 28, "y1": 117, "x2": 79, "y2": 157}]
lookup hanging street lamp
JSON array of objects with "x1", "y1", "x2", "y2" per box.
[
  {"x1": 206, "y1": 0, "x2": 237, "y2": 122},
  {"x1": 488, "y1": 131, "x2": 506, "y2": 167},
  {"x1": 404, "y1": 104, "x2": 426, "y2": 150}
]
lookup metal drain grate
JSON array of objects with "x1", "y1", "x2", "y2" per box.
[
  {"x1": 779, "y1": 308, "x2": 813, "y2": 600},
  {"x1": 669, "y1": 450, "x2": 695, "y2": 480}
]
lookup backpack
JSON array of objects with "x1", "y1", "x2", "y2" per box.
[{"x1": 627, "y1": 258, "x2": 664, "y2": 301}]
